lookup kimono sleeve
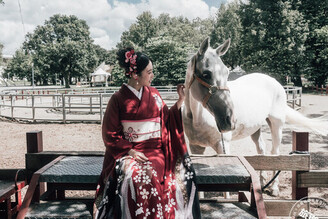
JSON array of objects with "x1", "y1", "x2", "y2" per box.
[
  {"x1": 102, "y1": 94, "x2": 133, "y2": 159},
  {"x1": 167, "y1": 103, "x2": 188, "y2": 156},
  {"x1": 159, "y1": 91, "x2": 188, "y2": 157}
]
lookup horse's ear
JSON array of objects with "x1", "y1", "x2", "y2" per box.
[
  {"x1": 216, "y1": 38, "x2": 230, "y2": 56},
  {"x1": 198, "y1": 37, "x2": 209, "y2": 56}
]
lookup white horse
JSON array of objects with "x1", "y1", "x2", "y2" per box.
[{"x1": 182, "y1": 37, "x2": 328, "y2": 196}]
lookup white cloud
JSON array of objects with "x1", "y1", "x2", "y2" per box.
[
  {"x1": 0, "y1": 0, "x2": 218, "y2": 55},
  {"x1": 147, "y1": 0, "x2": 213, "y2": 19},
  {"x1": 94, "y1": 35, "x2": 113, "y2": 50}
]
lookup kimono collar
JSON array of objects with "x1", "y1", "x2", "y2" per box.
[{"x1": 124, "y1": 83, "x2": 143, "y2": 100}]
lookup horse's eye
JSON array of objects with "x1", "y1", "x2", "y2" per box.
[{"x1": 202, "y1": 71, "x2": 212, "y2": 79}]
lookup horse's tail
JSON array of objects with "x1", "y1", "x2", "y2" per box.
[{"x1": 285, "y1": 106, "x2": 328, "y2": 136}]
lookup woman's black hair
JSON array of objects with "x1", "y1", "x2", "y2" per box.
[{"x1": 116, "y1": 48, "x2": 150, "y2": 78}]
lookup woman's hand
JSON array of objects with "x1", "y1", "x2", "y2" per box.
[
  {"x1": 128, "y1": 149, "x2": 148, "y2": 163},
  {"x1": 176, "y1": 83, "x2": 185, "y2": 109}
]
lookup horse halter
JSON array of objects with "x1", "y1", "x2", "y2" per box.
[
  {"x1": 188, "y1": 59, "x2": 230, "y2": 107},
  {"x1": 188, "y1": 68, "x2": 229, "y2": 153}
]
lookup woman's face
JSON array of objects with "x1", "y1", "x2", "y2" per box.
[{"x1": 138, "y1": 61, "x2": 154, "y2": 87}]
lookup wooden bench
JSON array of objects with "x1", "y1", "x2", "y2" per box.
[
  {"x1": 192, "y1": 155, "x2": 266, "y2": 219},
  {"x1": 0, "y1": 169, "x2": 26, "y2": 219},
  {"x1": 24, "y1": 200, "x2": 93, "y2": 219},
  {"x1": 18, "y1": 156, "x2": 102, "y2": 219},
  {"x1": 17, "y1": 154, "x2": 266, "y2": 218}
]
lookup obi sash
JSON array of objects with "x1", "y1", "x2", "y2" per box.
[{"x1": 121, "y1": 117, "x2": 161, "y2": 142}]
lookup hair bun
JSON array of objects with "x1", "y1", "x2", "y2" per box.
[
  {"x1": 117, "y1": 48, "x2": 134, "y2": 69},
  {"x1": 116, "y1": 48, "x2": 150, "y2": 78}
]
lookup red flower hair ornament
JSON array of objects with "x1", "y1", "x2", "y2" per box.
[{"x1": 125, "y1": 50, "x2": 137, "y2": 77}]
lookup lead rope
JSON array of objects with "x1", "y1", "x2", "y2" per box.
[
  {"x1": 261, "y1": 150, "x2": 309, "y2": 191},
  {"x1": 220, "y1": 132, "x2": 226, "y2": 154}
]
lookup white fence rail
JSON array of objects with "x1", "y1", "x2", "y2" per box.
[
  {"x1": 0, "y1": 87, "x2": 178, "y2": 123},
  {"x1": 0, "y1": 86, "x2": 300, "y2": 123},
  {"x1": 284, "y1": 86, "x2": 302, "y2": 110},
  {"x1": 0, "y1": 94, "x2": 112, "y2": 123}
]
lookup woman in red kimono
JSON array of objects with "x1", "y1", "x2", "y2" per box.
[{"x1": 95, "y1": 48, "x2": 200, "y2": 219}]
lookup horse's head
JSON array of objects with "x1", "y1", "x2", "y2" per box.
[{"x1": 189, "y1": 37, "x2": 235, "y2": 132}]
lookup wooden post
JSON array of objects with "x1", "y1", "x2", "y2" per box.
[
  {"x1": 292, "y1": 132, "x2": 309, "y2": 200},
  {"x1": 62, "y1": 94, "x2": 66, "y2": 123},
  {"x1": 90, "y1": 96, "x2": 93, "y2": 113},
  {"x1": 26, "y1": 131, "x2": 43, "y2": 153},
  {"x1": 100, "y1": 94, "x2": 103, "y2": 123},
  {"x1": 292, "y1": 90, "x2": 295, "y2": 109},
  {"x1": 31, "y1": 95, "x2": 35, "y2": 123},
  {"x1": 10, "y1": 94, "x2": 14, "y2": 119},
  {"x1": 26, "y1": 131, "x2": 45, "y2": 202}
]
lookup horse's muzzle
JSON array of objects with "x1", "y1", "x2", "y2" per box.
[{"x1": 216, "y1": 112, "x2": 236, "y2": 132}]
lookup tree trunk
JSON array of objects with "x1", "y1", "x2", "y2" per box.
[
  {"x1": 64, "y1": 73, "x2": 70, "y2": 88},
  {"x1": 292, "y1": 76, "x2": 302, "y2": 87},
  {"x1": 42, "y1": 78, "x2": 48, "y2": 85},
  {"x1": 51, "y1": 77, "x2": 56, "y2": 85}
]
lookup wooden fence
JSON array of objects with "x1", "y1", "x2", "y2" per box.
[{"x1": 311, "y1": 85, "x2": 328, "y2": 95}]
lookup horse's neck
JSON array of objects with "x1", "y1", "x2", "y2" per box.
[{"x1": 184, "y1": 62, "x2": 206, "y2": 121}]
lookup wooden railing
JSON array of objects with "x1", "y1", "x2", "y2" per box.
[{"x1": 284, "y1": 86, "x2": 302, "y2": 110}]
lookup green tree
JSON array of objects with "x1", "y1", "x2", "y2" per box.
[
  {"x1": 156, "y1": 14, "x2": 214, "y2": 51},
  {"x1": 118, "y1": 11, "x2": 158, "y2": 49},
  {"x1": 308, "y1": 26, "x2": 328, "y2": 86},
  {"x1": 239, "y1": 1, "x2": 267, "y2": 72},
  {"x1": 4, "y1": 50, "x2": 33, "y2": 82},
  {"x1": 23, "y1": 14, "x2": 99, "y2": 87},
  {"x1": 296, "y1": 0, "x2": 328, "y2": 87},
  {"x1": 157, "y1": 15, "x2": 193, "y2": 44},
  {"x1": 145, "y1": 36, "x2": 191, "y2": 86},
  {"x1": 93, "y1": 44, "x2": 110, "y2": 65},
  {"x1": 240, "y1": 0, "x2": 308, "y2": 85},
  {"x1": 110, "y1": 62, "x2": 126, "y2": 86},
  {"x1": 211, "y1": 1, "x2": 243, "y2": 69}
]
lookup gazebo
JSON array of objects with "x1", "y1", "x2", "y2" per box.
[{"x1": 90, "y1": 67, "x2": 111, "y2": 87}]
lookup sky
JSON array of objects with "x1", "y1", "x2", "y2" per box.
[{"x1": 0, "y1": 0, "x2": 228, "y2": 56}]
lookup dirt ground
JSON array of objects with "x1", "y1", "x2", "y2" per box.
[{"x1": 0, "y1": 93, "x2": 327, "y2": 215}]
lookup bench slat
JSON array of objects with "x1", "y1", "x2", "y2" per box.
[{"x1": 25, "y1": 200, "x2": 93, "y2": 219}]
